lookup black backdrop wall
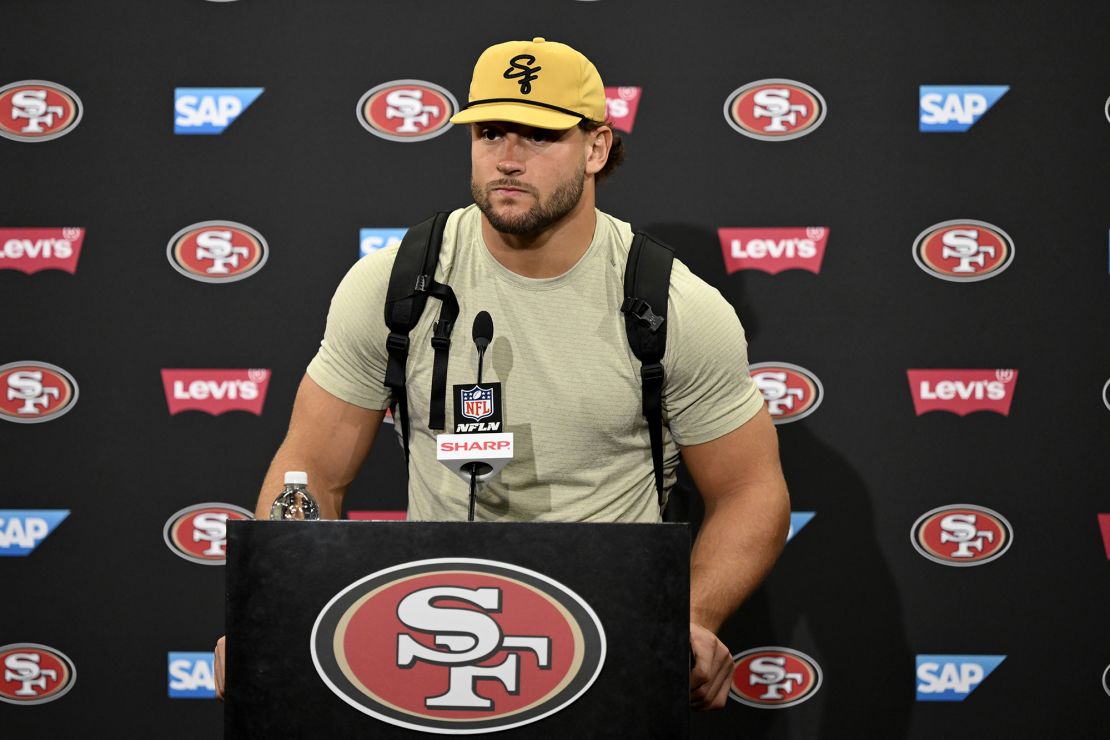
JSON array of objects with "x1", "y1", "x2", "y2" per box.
[{"x1": 3, "y1": 0, "x2": 1109, "y2": 737}]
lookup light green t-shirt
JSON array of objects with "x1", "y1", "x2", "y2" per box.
[{"x1": 307, "y1": 205, "x2": 763, "y2": 523}]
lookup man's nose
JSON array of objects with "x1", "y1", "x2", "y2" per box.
[{"x1": 495, "y1": 136, "x2": 525, "y2": 176}]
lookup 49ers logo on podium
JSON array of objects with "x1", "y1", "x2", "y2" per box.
[
  {"x1": 911, "y1": 504, "x2": 1013, "y2": 567},
  {"x1": 312, "y1": 558, "x2": 606, "y2": 734},
  {"x1": 166, "y1": 221, "x2": 268, "y2": 283},
  {"x1": 0, "y1": 644, "x2": 76, "y2": 705},
  {"x1": 0, "y1": 361, "x2": 79, "y2": 424},
  {"x1": 724, "y1": 80, "x2": 826, "y2": 141},
  {"x1": 357, "y1": 80, "x2": 458, "y2": 142},
  {"x1": 730, "y1": 647, "x2": 822, "y2": 708},
  {"x1": 749, "y1": 362, "x2": 823, "y2": 424},
  {"x1": 163, "y1": 503, "x2": 253, "y2": 565},
  {"x1": 0, "y1": 81, "x2": 83, "y2": 142},
  {"x1": 913, "y1": 220, "x2": 1014, "y2": 282}
]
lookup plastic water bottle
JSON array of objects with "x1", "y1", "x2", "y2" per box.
[{"x1": 269, "y1": 471, "x2": 321, "y2": 521}]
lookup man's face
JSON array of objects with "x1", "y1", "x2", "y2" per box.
[{"x1": 469, "y1": 121, "x2": 589, "y2": 238}]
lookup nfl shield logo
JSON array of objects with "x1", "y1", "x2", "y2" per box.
[{"x1": 461, "y1": 386, "x2": 494, "y2": 421}]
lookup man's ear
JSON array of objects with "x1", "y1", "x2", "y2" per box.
[{"x1": 584, "y1": 126, "x2": 613, "y2": 176}]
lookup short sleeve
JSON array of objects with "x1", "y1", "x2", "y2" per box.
[
  {"x1": 305, "y1": 245, "x2": 399, "y2": 410},
  {"x1": 662, "y1": 261, "x2": 764, "y2": 446}
]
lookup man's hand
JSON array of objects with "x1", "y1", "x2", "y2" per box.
[
  {"x1": 214, "y1": 635, "x2": 226, "y2": 701},
  {"x1": 689, "y1": 622, "x2": 733, "y2": 710}
]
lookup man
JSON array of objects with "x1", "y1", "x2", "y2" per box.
[{"x1": 216, "y1": 37, "x2": 789, "y2": 711}]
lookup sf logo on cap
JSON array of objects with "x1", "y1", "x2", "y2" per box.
[{"x1": 504, "y1": 55, "x2": 541, "y2": 94}]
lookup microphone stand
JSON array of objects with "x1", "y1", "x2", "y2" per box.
[{"x1": 467, "y1": 341, "x2": 487, "y2": 522}]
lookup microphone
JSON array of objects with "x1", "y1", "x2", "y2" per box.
[
  {"x1": 436, "y1": 310, "x2": 513, "y2": 520},
  {"x1": 472, "y1": 311, "x2": 493, "y2": 383}
]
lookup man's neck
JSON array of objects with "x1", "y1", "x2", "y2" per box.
[{"x1": 479, "y1": 193, "x2": 598, "y2": 279}]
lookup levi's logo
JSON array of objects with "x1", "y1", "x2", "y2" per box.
[
  {"x1": 719, "y1": 227, "x2": 828, "y2": 274},
  {"x1": 604, "y1": 87, "x2": 642, "y2": 133},
  {"x1": 161, "y1": 369, "x2": 270, "y2": 416},
  {"x1": 311, "y1": 558, "x2": 606, "y2": 733},
  {"x1": 907, "y1": 369, "x2": 1017, "y2": 416},
  {"x1": 0, "y1": 228, "x2": 85, "y2": 274}
]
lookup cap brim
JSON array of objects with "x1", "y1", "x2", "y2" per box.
[{"x1": 450, "y1": 102, "x2": 581, "y2": 130}]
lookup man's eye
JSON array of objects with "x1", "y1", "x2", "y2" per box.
[
  {"x1": 530, "y1": 131, "x2": 552, "y2": 143},
  {"x1": 480, "y1": 128, "x2": 500, "y2": 141}
]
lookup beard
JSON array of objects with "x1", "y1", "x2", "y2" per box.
[{"x1": 471, "y1": 166, "x2": 586, "y2": 238}]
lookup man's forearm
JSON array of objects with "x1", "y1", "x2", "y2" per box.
[{"x1": 689, "y1": 481, "x2": 790, "y2": 632}]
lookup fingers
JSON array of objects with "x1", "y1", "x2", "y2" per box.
[
  {"x1": 689, "y1": 625, "x2": 733, "y2": 711},
  {"x1": 214, "y1": 635, "x2": 226, "y2": 701}
]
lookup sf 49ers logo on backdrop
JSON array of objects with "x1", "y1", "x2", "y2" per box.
[
  {"x1": 730, "y1": 647, "x2": 822, "y2": 708},
  {"x1": 0, "y1": 81, "x2": 83, "y2": 142},
  {"x1": 166, "y1": 221, "x2": 268, "y2": 283},
  {"x1": 911, "y1": 504, "x2": 1012, "y2": 566},
  {"x1": 312, "y1": 558, "x2": 606, "y2": 734},
  {"x1": 163, "y1": 503, "x2": 253, "y2": 565},
  {"x1": 907, "y1": 369, "x2": 1017, "y2": 416},
  {"x1": 0, "y1": 228, "x2": 85, "y2": 274},
  {"x1": 161, "y1": 368, "x2": 270, "y2": 416},
  {"x1": 913, "y1": 220, "x2": 1014, "y2": 282},
  {"x1": 718, "y1": 227, "x2": 829, "y2": 274},
  {"x1": 0, "y1": 644, "x2": 76, "y2": 705},
  {"x1": 749, "y1": 362, "x2": 823, "y2": 424},
  {"x1": 724, "y1": 80, "x2": 826, "y2": 141},
  {"x1": 0, "y1": 361, "x2": 79, "y2": 424},
  {"x1": 357, "y1": 80, "x2": 457, "y2": 142}
]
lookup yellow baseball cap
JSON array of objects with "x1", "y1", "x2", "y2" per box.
[{"x1": 450, "y1": 37, "x2": 606, "y2": 130}]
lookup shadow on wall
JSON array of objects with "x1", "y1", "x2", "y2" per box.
[{"x1": 648, "y1": 222, "x2": 914, "y2": 740}]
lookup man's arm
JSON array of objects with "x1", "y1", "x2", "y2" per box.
[
  {"x1": 252, "y1": 373, "x2": 386, "y2": 520},
  {"x1": 680, "y1": 406, "x2": 790, "y2": 709},
  {"x1": 216, "y1": 373, "x2": 385, "y2": 700}
]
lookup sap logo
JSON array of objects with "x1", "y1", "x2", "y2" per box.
[
  {"x1": 916, "y1": 655, "x2": 1005, "y2": 701},
  {"x1": 174, "y1": 88, "x2": 263, "y2": 134},
  {"x1": 168, "y1": 652, "x2": 216, "y2": 698},
  {"x1": 919, "y1": 86, "x2": 1008, "y2": 132},
  {"x1": 0, "y1": 511, "x2": 69, "y2": 556},
  {"x1": 360, "y1": 228, "x2": 407, "y2": 258},
  {"x1": 786, "y1": 512, "x2": 814, "y2": 543}
]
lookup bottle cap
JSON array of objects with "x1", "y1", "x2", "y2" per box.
[{"x1": 284, "y1": 471, "x2": 308, "y2": 486}]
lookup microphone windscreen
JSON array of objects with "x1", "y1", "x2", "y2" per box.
[{"x1": 472, "y1": 311, "x2": 494, "y2": 348}]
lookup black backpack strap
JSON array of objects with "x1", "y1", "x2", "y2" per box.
[
  {"x1": 383, "y1": 211, "x2": 452, "y2": 463},
  {"x1": 621, "y1": 232, "x2": 675, "y2": 509}
]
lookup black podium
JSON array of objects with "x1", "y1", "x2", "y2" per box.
[{"x1": 225, "y1": 521, "x2": 690, "y2": 738}]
